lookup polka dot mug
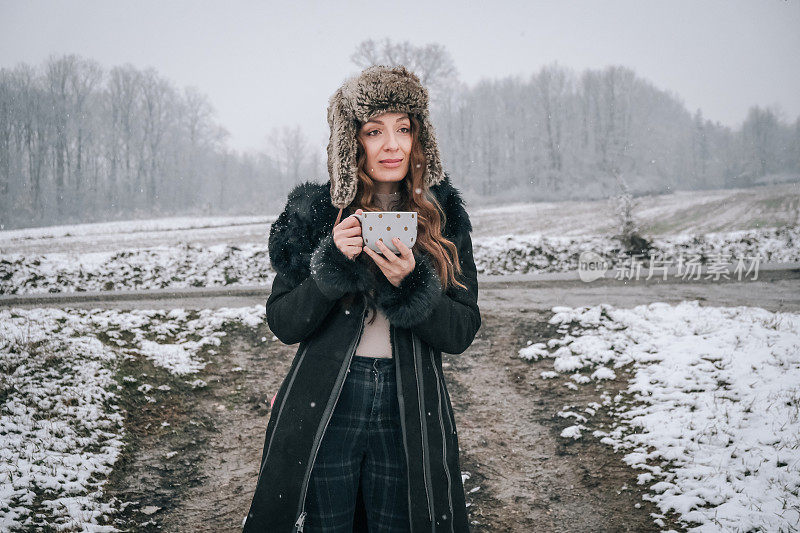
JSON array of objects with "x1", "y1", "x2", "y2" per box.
[{"x1": 352, "y1": 211, "x2": 418, "y2": 255}]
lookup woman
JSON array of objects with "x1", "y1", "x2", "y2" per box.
[{"x1": 242, "y1": 65, "x2": 480, "y2": 532}]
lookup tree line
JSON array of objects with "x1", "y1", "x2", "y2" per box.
[
  {"x1": 433, "y1": 63, "x2": 799, "y2": 202},
  {"x1": 1, "y1": 48, "x2": 798, "y2": 230},
  {"x1": 0, "y1": 55, "x2": 311, "y2": 230}
]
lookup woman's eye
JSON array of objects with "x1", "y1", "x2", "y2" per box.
[{"x1": 365, "y1": 127, "x2": 409, "y2": 136}]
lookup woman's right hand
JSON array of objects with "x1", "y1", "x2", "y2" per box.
[{"x1": 333, "y1": 209, "x2": 364, "y2": 260}]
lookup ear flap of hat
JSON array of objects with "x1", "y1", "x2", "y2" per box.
[
  {"x1": 417, "y1": 108, "x2": 445, "y2": 189},
  {"x1": 326, "y1": 86, "x2": 359, "y2": 209}
]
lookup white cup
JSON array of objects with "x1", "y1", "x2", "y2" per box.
[{"x1": 352, "y1": 211, "x2": 418, "y2": 254}]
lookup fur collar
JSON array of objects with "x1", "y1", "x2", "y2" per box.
[{"x1": 268, "y1": 173, "x2": 472, "y2": 287}]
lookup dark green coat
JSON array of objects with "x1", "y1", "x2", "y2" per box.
[{"x1": 243, "y1": 174, "x2": 481, "y2": 532}]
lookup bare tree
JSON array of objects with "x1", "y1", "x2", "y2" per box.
[
  {"x1": 44, "y1": 54, "x2": 76, "y2": 217},
  {"x1": 609, "y1": 173, "x2": 651, "y2": 256},
  {"x1": 180, "y1": 85, "x2": 218, "y2": 206},
  {"x1": 690, "y1": 109, "x2": 710, "y2": 187},
  {"x1": 139, "y1": 68, "x2": 175, "y2": 208},
  {"x1": 15, "y1": 65, "x2": 48, "y2": 218},
  {"x1": 265, "y1": 125, "x2": 311, "y2": 191},
  {"x1": 584, "y1": 66, "x2": 636, "y2": 179},
  {"x1": 69, "y1": 57, "x2": 103, "y2": 213},
  {"x1": 107, "y1": 64, "x2": 143, "y2": 212},
  {"x1": 0, "y1": 70, "x2": 12, "y2": 220},
  {"x1": 531, "y1": 63, "x2": 574, "y2": 192},
  {"x1": 740, "y1": 105, "x2": 783, "y2": 183}
]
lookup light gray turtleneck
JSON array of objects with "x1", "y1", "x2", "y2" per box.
[{"x1": 354, "y1": 190, "x2": 401, "y2": 359}]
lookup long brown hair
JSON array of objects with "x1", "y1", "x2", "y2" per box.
[{"x1": 336, "y1": 114, "x2": 467, "y2": 323}]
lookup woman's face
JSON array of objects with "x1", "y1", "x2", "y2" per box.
[{"x1": 358, "y1": 112, "x2": 412, "y2": 188}]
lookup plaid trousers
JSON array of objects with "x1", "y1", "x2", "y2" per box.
[{"x1": 304, "y1": 355, "x2": 411, "y2": 532}]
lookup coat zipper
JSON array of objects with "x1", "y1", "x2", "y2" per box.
[
  {"x1": 412, "y1": 331, "x2": 436, "y2": 524},
  {"x1": 294, "y1": 303, "x2": 368, "y2": 532},
  {"x1": 437, "y1": 357, "x2": 457, "y2": 439},
  {"x1": 430, "y1": 345, "x2": 455, "y2": 532}
]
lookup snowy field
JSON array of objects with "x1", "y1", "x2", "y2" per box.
[
  {"x1": 469, "y1": 181, "x2": 800, "y2": 239},
  {"x1": 0, "y1": 305, "x2": 263, "y2": 531},
  {"x1": 1, "y1": 226, "x2": 798, "y2": 296},
  {"x1": 1, "y1": 182, "x2": 798, "y2": 296},
  {"x1": 0, "y1": 216, "x2": 274, "y2": 256},
  {"x1": 521, "y1": 301, "x2": 800, "y2": 532}
]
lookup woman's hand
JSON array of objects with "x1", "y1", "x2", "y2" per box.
[
  {"x1": 333, "y1": 209, "x2": 364, "y2": 260},
  {"x1": 363, "y1": 236, "x2": 415, "y2": 287}
]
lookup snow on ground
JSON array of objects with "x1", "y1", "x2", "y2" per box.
[
  {"x1": 0, "y1": 216, "x2": 274, "y2": 256},
  {"x1": 0, "y1": 305, "x2": 263, "y2": 531},
  {"x1": 473, "y1": 225, "x2": 799, "y2": 276},
  {"x1": 519, "y1": 300, "x2": 800, "y2": 532},
  {"x1": 0, "y1": 215, "x2": 272, "y2": 243},
  {"x1": 2, "y1": 226, "x2": 798, "y2": 296},
  {"x1": 470, "y1": 181, "x2": 799, "y2": 239},
  {"x1": 0, "y1": 244, "x2": 272, "y2": 295}
]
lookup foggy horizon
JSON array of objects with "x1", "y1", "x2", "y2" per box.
[{"x1": 2, "y1": 0, "x2": 799, "y2": 155}]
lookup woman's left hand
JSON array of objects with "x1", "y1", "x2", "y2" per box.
[{"x1": 363, "y1": 237, "x2": 415, "y2": 287}]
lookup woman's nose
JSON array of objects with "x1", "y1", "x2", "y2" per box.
[{"x1": 383, "y1": 131, "x2": 400, "y2": 150}]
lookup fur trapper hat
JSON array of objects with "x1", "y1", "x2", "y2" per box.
[{"x1": 326, "y1": 64, "x2": 445, "y2": 209}]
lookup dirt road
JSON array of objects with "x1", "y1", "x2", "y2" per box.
[
  {"x1": 105, "y1": 307, "x2": 677, "y2": 532},
  {"x1": 3, "y1": 263, "x2": 798, "y2": 313},
  {"x1": 74, "y1": 267, "x2": 797, "y2": 532}
]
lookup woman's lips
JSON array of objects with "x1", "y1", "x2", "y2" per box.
[{"x1": 379, "y1": 159, "x2": 403, "y2": 168}]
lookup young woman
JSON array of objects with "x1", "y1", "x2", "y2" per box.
[{"x1": 242, "y1": 65, "x2": 481, "y2": 533}]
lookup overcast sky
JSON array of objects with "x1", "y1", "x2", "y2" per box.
[{"x1": 2, "y1": 0, "x2": 799, "y2": 155}]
